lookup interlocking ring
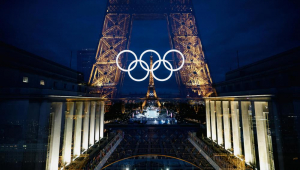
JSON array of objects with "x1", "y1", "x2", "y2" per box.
[{"x1": 116, "y1": 49, "x2": 185, "y2": 82}]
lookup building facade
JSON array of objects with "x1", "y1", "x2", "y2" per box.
[
  {"x1": 0, "y1": 43, "x2": 106, "y2": 170},
  {"x1": 205, "y1": 95, "x2": 275, "y2": 169},
  {"x1": 0, "y1": 42, "x2": 87, "y2": 96},
  {"x1": 210, "y1": 46, "x2": 300, "y2": 169}
]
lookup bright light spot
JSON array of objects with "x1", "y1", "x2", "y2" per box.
[
  {"x1": 116, "y1": 49, "x2": 184, "y2": 82},
  {"x1": 23, "y1": 77, "x2": 28, "y2": 83}
]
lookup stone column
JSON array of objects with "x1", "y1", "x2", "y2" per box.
[
  {"x1": 216, "y1": 101, "x2": 223, "y2": 145},
  {"x1": 46, "y1": 102, "x2": 63, "y2": 170},
  {"x1": 62, "y1": 102, "x2": 74, "y2": 165},
  {"x1": 206, "y1": 100, "x2": 211, "y2": 138},
  {"x1": 100, "y1": 101, "x2": 105, "y2": 138},
  {"x1": 255, "y1": 102, "x2": 274, "y2": 170},
  {"x1": 95, "y1": 101, "x2": 101, "y2": 142},
  {"x1": 82, "y1": 101, "x2": 90, "y2": 151},
  {"x1": 231, "y1": 101, "x2": 242, "y2": 156},
  {"x1": 241, "y1": 101, "x2": 256, "y2": 165},
  {"x1": 89, "y1": 101, "x2": 96, "y2": 146},
  {"x1": 222, "y1": 101, "x2": 232, "y2": 150},
  {"x1": 210, "y1": 101, "x2": 217, "y2": 142},
  {"x1": 73, "y1": 102, "x2": 83, "y2": 157}
]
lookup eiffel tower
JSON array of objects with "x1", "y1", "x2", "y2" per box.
[
  {"x1": 142, "y1": 55, "x2": 161, "y2": 109},
  {"x1": 89, "y1": 0, "x2": 215, "y2": 98}
]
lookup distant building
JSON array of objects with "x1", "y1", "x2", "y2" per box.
[
  {"x1": 210, "y1": 46, "x2": 300, "y2": 169},
  {"x1": 77, "y1": 48, "x2": 96, "y2": 82},
  {"x1": 214, "y1": 46, "x2": 300, "y2": 97},
  {"x1": 0, "y1": 42, "x2": 88, "y2": 96}
]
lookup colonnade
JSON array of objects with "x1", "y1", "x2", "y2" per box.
[
  {"x1": 205, "y1": 98, "x2": 274, "y2": 170},
  {"x1": 46, "y1": 101, "x2": 105, "y2": 170}
]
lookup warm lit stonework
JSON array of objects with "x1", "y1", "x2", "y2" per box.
[
  {"x1": 0, "y1": 0, "x2": 299, "y2": 169},
  {"x1": 205, "y1": 95, "x2": 275, "y2": 169}
]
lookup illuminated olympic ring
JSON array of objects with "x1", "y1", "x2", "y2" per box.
[{"x1": 116, "y1": 49, "x2": 184, "y2": 82}]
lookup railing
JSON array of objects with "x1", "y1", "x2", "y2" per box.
[
  {"x1": 64, "y1": 131, "x2": 123, "y2": 170},
  {"x1": 84, "y1": 130, "x2": 124, "y2": 170},
  {"x1": 188, "y1": 132, "x2": 251, "y2": 170}
]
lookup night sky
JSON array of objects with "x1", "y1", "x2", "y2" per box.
[{"x1": 1, "y1": 0, "x2": 300, "y2": 94}]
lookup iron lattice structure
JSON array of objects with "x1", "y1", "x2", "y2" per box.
[
  {"x1": 89, "y1": 0, "x2": 214, "y2": 98},
  {"x1": 142, "y1": 55, "x2": 161, "y2": 109}
]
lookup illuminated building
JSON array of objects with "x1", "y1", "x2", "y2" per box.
[
  {"x1": 0, "y1": 42, "x2": 106, "y2": 170},
  {"x1": 205, "y1": 95, "x2": 275, "y2": 169},
  {"x1": 208, "y1": 46, "x2": 300, "y2": 169}
]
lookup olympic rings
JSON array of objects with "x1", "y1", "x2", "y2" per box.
[{"x1": 116, "y1": 49, "x2": 185, "y2": 82}]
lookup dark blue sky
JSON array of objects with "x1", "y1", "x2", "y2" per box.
[
  {"x1": 121, "y1": 19, "x2": 179, "y2": 94},
  {"x1": 1, "y1": 0, "x2": 300, "y2": 94}
]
